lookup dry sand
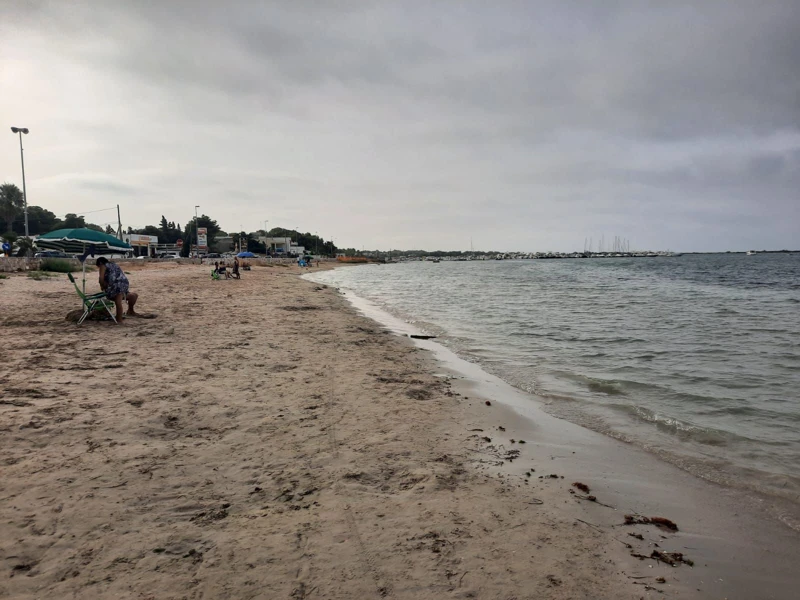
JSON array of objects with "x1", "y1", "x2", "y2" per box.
[{"x1": 0, "y1": 262, "x2": 730, "y2": 598}]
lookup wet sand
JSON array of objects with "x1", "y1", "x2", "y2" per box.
[
  {"x1": 0, "y1": 262, "x2": 796, "y2": 598},
  {"x1": 329, "y1": 285, "x2": 800, "y2": 600}
]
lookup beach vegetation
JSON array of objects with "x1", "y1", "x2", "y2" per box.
[
  {"x1": 39, "y1": 258, "x2": 79, "y2": 273},
  {"x1": 27, "y1": 270, "x2": 57, "y2": 280}
]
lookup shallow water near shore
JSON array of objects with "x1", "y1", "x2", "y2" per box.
[
  {"x1": 322, "y1": 284, "x2": 800, "y2": 599},
  {"x1": 306, "y1": 253, "x2": 800, "y2": 514}
]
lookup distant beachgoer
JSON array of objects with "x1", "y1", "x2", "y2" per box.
[
  {"x1": 232, "y1": 258, "x2": 241, "y2": 279},
  {"x1": 96, "y1": 257, "x2": 138, "y2": 323}
]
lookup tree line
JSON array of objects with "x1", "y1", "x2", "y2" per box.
[
  {"x1": 1, "y1": 181, "x2": 337, "y2": 257},
  {"x1": 1, "y1": 182, "x2": 111, "y2": 237}
]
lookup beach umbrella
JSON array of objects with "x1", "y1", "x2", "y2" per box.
[
  {"x1": 36, "y1": 228, "x2": 132, "y2": 292},
  {"x1": 237, "y1": 251, "x2": 256, "y2": 258}
]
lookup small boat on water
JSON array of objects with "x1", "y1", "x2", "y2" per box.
[{"x1": 746, "y1": 250, "x2": 757, "y2": 255}]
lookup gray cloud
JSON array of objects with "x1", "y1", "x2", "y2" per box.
[
  {"x1": 76, "y1": 178, "x2": 142, "y2": 196},
  {"x1": 1, "y1": 0, "x2": 798, "y2": 251}
]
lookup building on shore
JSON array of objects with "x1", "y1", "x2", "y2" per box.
[
  {"x1": 211, "y1": 236, "x2": 235, "y2": 254},
  {"x1": 123, "y1": 234, "x2": 159, "y2": 257},
  {"x1": 259, "y1": 236, "x2": 291, "y2": 254}
]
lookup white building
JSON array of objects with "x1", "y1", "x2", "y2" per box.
[
  {"x1": 123, "y1": 234, "x2": 159, "y2": 257},
  {"x1": 260, "y1": 236, "x2": 293, "y2": 254}
]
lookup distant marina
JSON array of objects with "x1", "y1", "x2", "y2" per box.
[
  {"x1": 374, "y1": 249, "x2": 796, "y2": 263},
  {"x1": 390, "y1": 250, "x2": 682, "y2": 263}
]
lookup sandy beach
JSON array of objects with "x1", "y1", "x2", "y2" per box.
[{"x1": 0, "y1": 262, "x2": 796, "y2": 599}]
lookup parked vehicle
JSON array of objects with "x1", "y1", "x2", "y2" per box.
[{"x1": 34, "y1": 250, "x2": 70, "y2": 258}]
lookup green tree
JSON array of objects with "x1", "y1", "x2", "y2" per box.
[
  {"x1": 2, "y1": 231, "x2": 17, "y2": 247},
  {"x1": 192, "y1": 214, "x2": 221, "y2": 248},
  {"x1": 248, "y1": 237, "x2": 266, "y2": 254},
  {"x1": 25, "y1": 206, "x2": 59, "y2": 235},
  {"x1": 0, "y1": 182, "x2": 24, "y2": 233},
  {"x1": 265, "y1": 227, "x2": 334, "y2": 255},
  {"x1": 179, "y1": 231, "x2": 192, "y2": 257},
  {"x1": 15, "y1": 237, "x2": 34, "y2": 257},
  {"x1": 60, "y1": 213, "x2": 87, "y2": 229},
  {"x1": 105, "y1": 225, "x2": 115, "y2": 235},
  {"x1": 132, "y1": 225, "x2": 162, "y2": 238},
  {"x1": 156, "y1": 216, "x2": 183, "y2": 243}
]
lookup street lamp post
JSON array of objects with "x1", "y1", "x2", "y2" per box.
[
  {"x1": 194, "y1": 205, "x2": 200, "y2": 258},
  {"x1": 10, "y1": 127, "x2": 29, "y2": 238},
  {"x1": 262, "y1": 220, "x2": 268, "y2": 254}
]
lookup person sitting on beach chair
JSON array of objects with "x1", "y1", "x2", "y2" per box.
[
  {"x1": 217, "y1": 261, "x2": 231, "y2": 279},
  {"x1": 96, "y1": 257, "x2": 139, "y2": 322}
]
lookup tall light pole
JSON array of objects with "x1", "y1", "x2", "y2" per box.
[
  {"x1": 10, "y1": 127, "x2": 29, "y2": 238},
  {"x1": 194, "y1": 205, "x2": 200, "y2": 257},
  {"x1": 262, "y1": 220, "x2": 269, "y2": 254}
]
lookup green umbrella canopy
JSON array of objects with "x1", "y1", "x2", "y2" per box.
[{"x1": 35, "y1": 228, "x2": 132, "y2": 255}]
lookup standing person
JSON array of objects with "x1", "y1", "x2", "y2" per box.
[
  {"x1": 96, "y1": 257, "x2": 138, "y2": 323},
  {"x1": 232, "y1": 257, "x2": 241, "y2": 279}
]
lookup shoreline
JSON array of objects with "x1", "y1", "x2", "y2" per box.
[
  {"x1": 317, "y1": 279, "x2": 800, "y2": 599},
  {"x1": 1, "y1": 263, "x2": 797, "y2": 598},
  {"x1": 304, "y1": 265, "x2": 800, "y2": 521}
]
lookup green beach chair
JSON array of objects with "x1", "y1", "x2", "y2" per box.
[{"x1": 67, "y1": 272, "x2": 117, "y2": 324}]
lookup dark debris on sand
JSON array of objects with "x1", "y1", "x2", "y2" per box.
[{"x1": 624, "y1": 514, "x2": 679, "y2": 532}]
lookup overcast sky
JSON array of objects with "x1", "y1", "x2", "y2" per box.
[{"x1": 1, "y1": 1, "x2": 798, "y2": 251}]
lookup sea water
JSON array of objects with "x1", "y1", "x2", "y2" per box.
[{"x1": 308, "y1": 253, "x2": 800, "y2": 506}]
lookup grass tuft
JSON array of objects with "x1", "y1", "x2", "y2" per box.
[
  {"x1": 39, "y1": 258, "x2": 79, "y2": 273},
  {"x1": 28, "y1": 271, "x2": 58, "y2": 280}
]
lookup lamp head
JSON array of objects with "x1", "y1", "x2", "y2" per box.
[{"x1": 10, "y1": 127, "x2": 29, "y2": 134}]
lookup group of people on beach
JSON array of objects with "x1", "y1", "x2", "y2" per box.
[
  {"x1": 92, "y1": 254, "x2": 247, "y2": 325},
  {"x1": 213, "y1": 258, "x2": 240, "y2": 280}
]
